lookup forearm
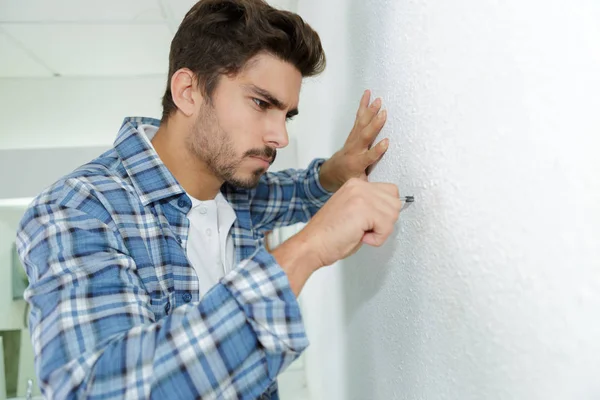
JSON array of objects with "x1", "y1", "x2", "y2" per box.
[{"x1": 271, "y1": 230, "x2": 322, "y2": 296}]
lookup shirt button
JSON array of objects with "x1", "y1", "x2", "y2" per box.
[
  {"x1": 164, "y1": 301, "x2": 171, "y2": 315},
  {"x1": 199, "y1": 206, "x2": 207, "y2": 214},
  {"x1": 176, "y1": 236, "x2": 182, "y2": 244},
  {"x1": 182, "y1": 292, "x2": 192, "y2": 303},
  {"x1": 206, "y1": 228, "x2": 212, "y2": 236},
  {"x1": 177, "y1": 197, "x2": 186, "y2": 208}
]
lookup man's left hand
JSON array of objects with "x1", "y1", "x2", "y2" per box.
[{"x1": 320, "y1": 90, "x2": 389, "y2": 192}]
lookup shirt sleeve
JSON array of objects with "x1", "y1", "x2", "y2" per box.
[
  {"x1": 16, "y1": 199, "x2": 307, "y2": 399},
  {"x1": 248, "y1": 158, "x2": 333, "y2": 232}
]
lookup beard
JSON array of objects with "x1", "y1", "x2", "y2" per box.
[{"x1": 187, "y1": 102, "x2": 277, "y2": 189}]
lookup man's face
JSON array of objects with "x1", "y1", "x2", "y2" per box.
[{"x1": 187, "y1": 52, "x2": 302, "y2": 189}]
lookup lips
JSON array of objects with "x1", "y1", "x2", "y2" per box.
[{"x1": 251, "y1": 156, "x2": 272, "y2": 164}]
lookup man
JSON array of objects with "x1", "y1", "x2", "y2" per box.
[{"x1": 16, "y1": 0, "x2": 402, "y2": 399}]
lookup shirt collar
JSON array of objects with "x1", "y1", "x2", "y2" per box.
[{"x1": 114, "y1": 116, "x2": 185, "y2": 206}]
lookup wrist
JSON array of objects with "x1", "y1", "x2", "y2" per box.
[
  {"x1": 319, "y1": 156, "x2": 342, "y2": 193},
  {"x1": 271, "y1": 231, "x2": 322, "y2": 296}
]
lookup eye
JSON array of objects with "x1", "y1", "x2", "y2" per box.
[
  {"x1": 252, "y1": 98, "x2": 269, "y2": 110},
  {"x1": 286, "y1": 115, "x2": 295, "y2": 122}
]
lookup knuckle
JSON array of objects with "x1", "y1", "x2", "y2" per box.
[
  {"x1": 350, "y1": 195, "x2": 367, "y2": 209},
  {"x1": 356, "y1": 120, "x2": 367, "y2": 130},
  {"x1": 346, "y1": 177, "x2": 362, "y2": 188},
  {"x1": 382, "y1": 183, "x2": 399, "y2": 198}
]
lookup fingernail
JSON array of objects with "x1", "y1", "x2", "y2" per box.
[
  {"x1": 378, "y1": 109, "x2": 386, "y2": 119},
  {"x1": 380, "y1": 139, "x2": 389, "y2": 148},
  {"x1": 373, "y1": 98, "x2": 382, "y2": 107}
]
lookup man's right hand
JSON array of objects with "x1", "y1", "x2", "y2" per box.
[
  {"x1": 300, "y1": 177, "x2": 403, "y2": 268},
  {"x1": 272, "y1": 178, "x2": 402, "y2": 295}
]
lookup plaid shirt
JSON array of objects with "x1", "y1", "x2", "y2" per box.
[{"x1": 16, "y1": 117, "x2": 332, "y2": 400}]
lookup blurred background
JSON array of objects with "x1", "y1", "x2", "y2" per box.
[{"x1": 1, "y1": 0, "x2": 600, "y2": 399}]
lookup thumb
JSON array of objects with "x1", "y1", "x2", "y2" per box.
[
  {"x1": 364, "y1": 139, "x2": 389, "y2": 166},
  {"x1": 362, "y1": 231, "x2": 384, "y2": 247},
  {"x1": 364, "y1": 139, "x2": 389, "y2": 175}
]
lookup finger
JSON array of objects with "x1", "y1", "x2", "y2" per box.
[
  {"x1": 345, "y1": 179, "x2": 400, "y2": 200},
  {"x1": 361, "y1": 221, "x2": 395, "y2": 247},
  {"x1": 367, "y1": 182, "x2": 401, "y2": 198},
  {"x1": 363, "y1": 138, "x2": 389, "y2": 168},
  {"x1": 365, "y1": 155, "x2": 382, "y2": 176},
  {"x1": 356, "y1": 97, "x2": 382, "y2": 131},
  {"x1": 355, "y1": 183, "x2": 402, "y2": 223},
  {"x1": 361, "y1": 197, "x2": 402, "y2": 247},
  {"x1": 371, "y1": 190, "x2": 403, "y2": 218},
  {"x1": 361, "y1": 109, "x2": 387, "y2": 147},
  {"x1": 361, "y1": 231, "x2": 382, "y2": 247},
  {"x1": 356, "y1": 89, "x2": 371, "y2": 119}
]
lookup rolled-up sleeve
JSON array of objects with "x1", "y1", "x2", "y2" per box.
[{"x1": 249, "y1": 158, "x2": 333, "y2": 232}]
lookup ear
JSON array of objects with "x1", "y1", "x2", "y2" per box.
[{"x1": 170, "y1": 68, "x2": 201, "y2": 117}]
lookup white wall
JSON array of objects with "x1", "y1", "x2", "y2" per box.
[{"x1": 297, "y1": 0, "x2": 600, "y2": 399}]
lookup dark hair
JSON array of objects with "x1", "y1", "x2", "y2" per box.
[{"x1": 160, "y1": 0, "x2": 326, "y2": 122}]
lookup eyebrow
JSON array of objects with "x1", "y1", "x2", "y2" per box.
[{"x1": 244, "y1": 84, "x2": 299, "y2": 118}]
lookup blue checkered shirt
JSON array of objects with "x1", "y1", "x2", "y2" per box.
[{"x1": 15, "y1": 117, "x2": 332, "y2": 399}]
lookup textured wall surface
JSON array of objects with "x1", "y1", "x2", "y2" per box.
[{"x1": 296, "y1": 0, "x2": 600, "y2": 399}]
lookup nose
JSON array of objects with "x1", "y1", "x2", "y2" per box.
[{"x1": 263, "y1": 120, "x2": 289, "y2": 149}]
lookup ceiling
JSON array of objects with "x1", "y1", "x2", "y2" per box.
[{"x1": 0, "y1": 0, "x2": 299, "y2": 78}]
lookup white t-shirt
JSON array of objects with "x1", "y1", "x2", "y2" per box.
[
  {"x1": 138, "y1": 124, "x2": 237, "y2": 298},
  {"x1": 186, "y1": 192, "x2": 236, "y2": 297}
]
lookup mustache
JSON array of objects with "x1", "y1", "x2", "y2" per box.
[{"x1": 244, "y1": 147, "x2": 277, "y2": 164}]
